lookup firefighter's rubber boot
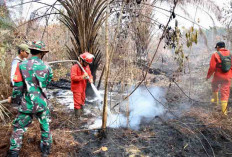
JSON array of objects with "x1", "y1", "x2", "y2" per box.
[
  {"x1": 77, "y1": 109, "x2": 81, "y2": 118},
  {"x1": 80, "y1": 105, "x2": 88, "y2": 121},
  {"x1": 74, "y1": 108, "x2": 81, "y2": 118},
  {"x1": 74, "y1": 108, "x2": 78, "y2": 117},
  {"x1": 221, "y1": 101, "x2": 228, "y2": 116},
  {"x1": 81, "y1": 105, "x2": 84, "y2": 115},
  {"x1": 7, "y1": 150, "x2": 19, "y2": 157},
  {"x1": 40, "y1": 143, "x2": 51, "y2": 157},
  {"x1": 211, "y1": 92, "x2": 219, "y2": 105}
]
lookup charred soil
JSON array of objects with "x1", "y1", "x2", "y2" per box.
[{"x1": 1, "y1": 74, "x2": 232, "y2": 156}]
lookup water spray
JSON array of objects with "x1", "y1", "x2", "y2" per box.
[
  {"x1": 48, "y1": 60, "x2": 102, "y2": 101},
  {"x1": 71, "y1": 61, "x2": 103, "y2": 101}
]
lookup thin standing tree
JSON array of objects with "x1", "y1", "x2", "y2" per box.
[{"x1": 102, "y1": 0, "x2": 110, "y2": 133}]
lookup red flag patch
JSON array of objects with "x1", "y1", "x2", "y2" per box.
[{"x1": 13, "y1": 63, "x2": 23, "y2": 82}]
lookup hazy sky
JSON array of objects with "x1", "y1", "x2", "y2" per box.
[
  {"x1": 155, "y1": 0, "x2": 231, "y2": 29},
  {"x1": 7, "y1": 0, "x2": 231, "y2": 29}
]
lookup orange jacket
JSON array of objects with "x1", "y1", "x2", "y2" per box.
[
  {"x1": 71, "y1": 64, "x2": 93, "y2": 92},
  {"x1": 13, "y1": 62, "x2": 23, "y2": 82},
  {"x1": 207, "y1": 48, "x2": 232, "y2": 80}
]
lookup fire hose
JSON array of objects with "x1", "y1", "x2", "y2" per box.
[
  {"x1": 48, "y1": 60, "x2": 90, "y2": 80},
  {"x1": 0, "y1": 60, "x2": 94, "y2": 104},
  {"x1": 0, "y1": 99, "x2": 8, "y2": 104}
]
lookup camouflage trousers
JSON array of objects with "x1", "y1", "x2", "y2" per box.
[{"x1": 9, "y1": 109, "x2": 52, "y2": 151}]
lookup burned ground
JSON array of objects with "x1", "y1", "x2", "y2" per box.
[
  {"x1": 72, "y1": 79, "x2": 232, "y2": 157},
  {"x1": 1, "y1": 67, "x2": 232, "y2": 157}
]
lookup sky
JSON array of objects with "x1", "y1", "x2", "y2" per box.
[
  {"x1": 7, "y1": 0, "x2": 58, "y2": 23},
  {"x1": 6, "y1": 0, "x2": 231, "y2": 29},
  {"x1": 154, "y1": 0, "x2": 231, "y2": 29}
]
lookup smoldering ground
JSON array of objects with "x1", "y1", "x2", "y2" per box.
[{"x1": 89, "y1": 86, "x2": 166, "y2": 130}]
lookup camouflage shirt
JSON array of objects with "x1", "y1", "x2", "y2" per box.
[{"x1": 12, "y1": 56, "x2": 53, "y2": 113}]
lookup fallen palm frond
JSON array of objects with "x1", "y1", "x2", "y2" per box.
[{"x1": 0, "y1": 101, "x2": 10, "y2": 123}]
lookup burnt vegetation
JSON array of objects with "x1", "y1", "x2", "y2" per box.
[{"x1": 0, "y1": 0, "x2": 232, "y2": 156}]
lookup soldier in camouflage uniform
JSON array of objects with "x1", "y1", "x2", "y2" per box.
[{"x1": 8, "y1": 41, "x2": 53, "y2": 157}]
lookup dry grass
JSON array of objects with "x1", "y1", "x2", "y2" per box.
[
  {"x1": 51, "y1": 64, "x2": 70, "y2": 81},
  {"x1": 183, "y1": 106, "x2": 232, "y2": 142},
  {"x1": 0, "y1": 102, "x2": 79, "y2": 157},
  {"x1": 185, "y1": 107, "x2": 232, "y2": 130}
]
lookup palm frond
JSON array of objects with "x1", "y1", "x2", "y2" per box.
[{"x1": 59, "y1": 0, "x2": 107, "y2": 78}]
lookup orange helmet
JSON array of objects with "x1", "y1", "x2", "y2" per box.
[{"x1": 80, "y1": 52, "x2": 94, "y2": 64}]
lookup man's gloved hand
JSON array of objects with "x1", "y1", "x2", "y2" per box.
[{"x1": 82, "y1": 73, "x2": 89, "y2": 80}]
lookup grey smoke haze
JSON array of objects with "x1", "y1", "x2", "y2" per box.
[{"x1": 89, "y1": 86, "x2": 166, "y2": 130}]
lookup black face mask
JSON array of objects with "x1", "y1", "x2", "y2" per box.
[
  {"x1": 81, "y1": 59, "x2": 88, "y2": 67},
  {"x1": 83, "y1": 62, "x2": 88, "y2": 67}
]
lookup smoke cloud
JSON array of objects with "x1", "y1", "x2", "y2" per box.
[{"x1": 89, "y1": 86, "x2": 166, "y2": 130}]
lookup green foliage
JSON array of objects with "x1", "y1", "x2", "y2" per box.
[
  {"x1": 174, "y1": 25, "x2": 185, "y2": 72},
  {"x1": 0, "y1": 18, "x2": 15, "y2": 30},
  {"x1": 171, "y1": 24, "x2": 199, "y2": 72},
  {"x1": 0, "y1": 5, "x2": 8, "y2": 18},
  {"x1": 185, "y1": 26, "x2": 198, "y2": 48},
  {"x1": 0, "y1": 5, "x2": 14, "y2": 30}
]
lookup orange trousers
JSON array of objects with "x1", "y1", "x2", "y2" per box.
[
  {"x1": 212, "y1": 79, "x2": 231, "y2": 101},
  {"x1": 73, "y1": 92, "x2": 85, "y2": 109}
]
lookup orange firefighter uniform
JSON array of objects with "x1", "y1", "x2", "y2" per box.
[
  {"x1": 71, "y1": 64, "x2": 93, "y2": 109},
  {"x1": 207, "y1": 48, "x2": 232, "y2": 102}
]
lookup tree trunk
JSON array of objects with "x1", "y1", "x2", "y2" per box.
[{"x1": 102, "y1": 0, "x2": 110, "y2": 131}]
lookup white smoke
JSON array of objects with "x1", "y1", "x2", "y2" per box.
[
  {"x1": 48, "y1": 85, "x2": 166, "y2": 130},
  {"x1": 89, "y1": 86, "x2": 166, "y2": 130}
]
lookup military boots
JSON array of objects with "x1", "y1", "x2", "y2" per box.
[
  {"x1": 7, "y1": 150, "x2": 19, "y2": 157},
  {"x1": 40, "y1": 143, "x2": 51, "y2": 157}
]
